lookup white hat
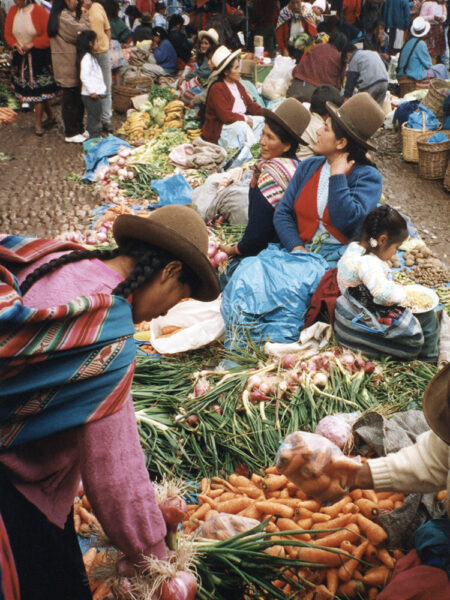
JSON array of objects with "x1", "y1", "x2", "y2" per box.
[
  {"x1": 411, "y1": 16, "x2": 431, "y2": 38},
  {"x1": 198, "y1": 28, "x2": 219, "y2": 46},
  {"x1": 181, "y1": 13, "x2": 190, "y2": 27},
  {"x1": 312, "y1": 0, "x2": 326, "y2": 12},
  {"x1": 210, "y1": 45, "x2": 241, "y2": 76}
]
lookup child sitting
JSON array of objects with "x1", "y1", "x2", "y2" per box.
[
  {"x1": 335, "y1": 205, "x2": 439, "y2": 361},
  {"x1": 77, "y1": 30, "x2": 106, "y2": 140}
]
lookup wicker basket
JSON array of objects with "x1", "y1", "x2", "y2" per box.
[
  {"x1": 443, "y1": 159, "x2": 450, "y2": 190},
  {"x1": 112, "y1": 85, "x2": 140, "y2": 113},
  {"x1": 417, "y1": 130, "x2": 450, "y2": 179},
  {"x1": 398, "y1": 76, "x2": 417, "y2": 97},
  {"x1": 421, "y1": 79, "x2": 450, "y2": 120},
  {"x1": 401, "y1": 112, "x2": 441, "y2": 163}
]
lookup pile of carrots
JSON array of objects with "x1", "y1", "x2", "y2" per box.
[
  {"x1": 0, "y1": 107, "x2": 17, "y2": 125},
  {"x1": 183, "y1": 467, "x2": 407, "y2": 599},
  {"x1": 82, "y1": 547, "x2": 111, "y2": 600}
]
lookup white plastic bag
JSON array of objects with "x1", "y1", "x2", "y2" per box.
[
  {"x1": 262, "y1": 56, "x2": 296, "y2": 101},
  {"x1": 150, "y1": 297, "x2": 225, "y2": 354}
]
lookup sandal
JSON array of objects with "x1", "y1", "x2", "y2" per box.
[{"x1": 34, "y1": 126, "x2": 44, "y2": 136}]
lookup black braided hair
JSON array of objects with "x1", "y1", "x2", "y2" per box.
[
  {"x1": 20, "y1": 238, "x2": 201, "y2": 298},
  {"x1": 358, "y1": 205, "x2": 408, "y2": 254}
]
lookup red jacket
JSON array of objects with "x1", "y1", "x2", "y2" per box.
[
  {"x1": 275, "y1": 19, "x2": 317, "y2": 55},
  {"x1": 292, "y1": 42, "x2": 344, "y2": 89},
  {"x1": 4, "y1": 4, "x2": 50, "y2": 50},
  {"x1": 343, "y1": 0, "x2": 361, "y2": 25},
  {"x1": 201, "y1": 80, "x2": 263, "y2": 144}
]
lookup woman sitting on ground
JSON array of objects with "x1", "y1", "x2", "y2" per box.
[
  {"x1": 168, "y1": 13, "x2": 192, "y2": 68},
  {"x1": 219, "y1": 99, "x2": 311, "y2": 259},
  {"x1": 201, "y1": 45, "x2": 264, "y2": 149},
  {"x1": 397, "y1": 16, "x2": 449, "y2": 80},
  {"x1": 145, "y1": 25, "x2": 177, "y2": 76},
  {"x1": 274, "y1": 92, "x2": 384, "y2": 267},
  {"x1": 132, "y1": 12, "x2": 153, "y2": 43},
  {"x1": 179, "y1": 27, "x2": 218, "y2": 100}
]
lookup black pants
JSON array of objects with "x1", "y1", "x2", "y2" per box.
[
  {"x1": 62, "y1": 86, "x2": 85, "y2": 137},
  {"x1": 0, "y1": 467, "x2": 92, "y2": 600},
  {"x1": 82, "y1": 94, "x2": 102, "y2": 138}
]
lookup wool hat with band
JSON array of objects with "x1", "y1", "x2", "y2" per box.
[
  {"x1": 210, "y1": 45, "x2": 241, "y2": 77},
  {"x1": 423, "y1": 363, "x2": 450, "y2": 444},
  {"x1": 411, "y1": 16, "x2": 431, "y2": 38},
  {"x1": 326, "y1": 92, "x2": 385, "y2": 151},
  {"x1": 198, "y1": 28, "x2": 219, "y2": 46},
  {"x1": 262, "y1": 98, "x2": 311, "y2": 145},
  {"x1": 113, "y1": 206, "x2": 220, "y2": 302}
]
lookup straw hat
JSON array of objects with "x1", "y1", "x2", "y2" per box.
[
  {"x1": 262, "y1": 98, "x2": 311, "y2": 145},
  {"x1": 423, "y1": 363, "x2": 450, "y2": 444},
  {"x1": 198, "y1": 28, "x2": 219, "y2": 46},
  {"x1": 411, "y1": 16, "x2": 431, "y2": 38},
  {"x1": 113, "y1": 206, "x2": 220, "y2": 302},
  {"x1": 326, "y1": 92, "x2": 385, "y2": 151},
  {"x1": 210, "y1": 45, "x2": 241, "y2": 76}
]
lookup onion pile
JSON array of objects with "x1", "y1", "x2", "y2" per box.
[
  {"x1": 55, "y1": 228, "x2": 111, "y2": 246},
  {"x1": 96, "y1": 147, "x2": 135, "y2": 205},
  {"x1": 207, "y1": 239, "x2": 228, "y2": 269},
  {"x1": 159, "y1": 571, "x2": 197, "y2": 600}
]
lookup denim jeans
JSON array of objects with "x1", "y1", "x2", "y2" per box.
[{"x1": 94, "y1": 50, "x2": 112, "y2": 125}]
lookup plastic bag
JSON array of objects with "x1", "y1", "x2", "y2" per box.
[
  {"x1": 406, "y1": 105, "x2": 440, "y2": 130},
  {"x1": 276, "y1": 431, "x2": 362, "y2": 502},
  {"x1": 149, "y1": 297, "x2": 225, "y2": 354},
  {"x1": 151, "y1": 173, "x2": 192, "y2": 206},
  {"x1": 221, "y1": 244, "x2": 328, "y2": 346},
  {"x1": 262, "y1": 56, "x2": 295, "y2": 101},
  {"x1": 195, "y1": 514, "x2": 260, "y2": 541},
  {"x1": 314, "y1": 412, "x2": 362, "y2": 449}
]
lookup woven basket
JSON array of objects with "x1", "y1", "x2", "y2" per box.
[
  {"x1": 443, "y1": 159, "x2": 450, "y2": 190},
  {"x1": 417, "y1": 130, "x2": 450, "y2": 179},
  {"x1": 421, "y1": 79, "x2": 450, "y2": 120},
  {"x1": 398, "y1": 76, "x2": 417, "y2": 97},
  {"x1": 112, "y1": 85, "x2": 140, "y2": 113},
  {"x1": 401, "y1": 112, "x2": 441, "y2": 163}
]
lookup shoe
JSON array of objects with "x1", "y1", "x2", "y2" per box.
[
  {"x1": 64, "y1": 134, "x2": 86, "y2": 143},
  {"x1": 82, "y1": 130, "x2": 90, "y2": 139},
  {"x1": 34, "y1": 126, "x2": 44, "y2": 136},
  {"x1": 102, "y1": 122, "x2": 114, "y2": 133},
  {"x1": 21, "y1": 102, "x2": 30, "y2": 111}
]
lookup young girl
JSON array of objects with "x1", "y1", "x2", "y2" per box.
[
  {"x1": 335, "y1": 205, "x2": 439, "y2": 361},
  {"x1": 77, "y1": 30, "x2": 106, "y2": 139}
]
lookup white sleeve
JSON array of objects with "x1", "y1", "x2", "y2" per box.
[
  {"x1": 80, "y1": 55, "x2": 95, "y2": 96},
  {"x1": 368, "y1": 430, "x2": 449, "y2": 493}
]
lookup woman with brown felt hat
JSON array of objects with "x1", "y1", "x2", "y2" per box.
[
  {"x1": 220, "y1": 98, "x2": 312, "y2": 259},
  {"x1": 0, "y1": 206, "x2": 219, "y2": 599}
]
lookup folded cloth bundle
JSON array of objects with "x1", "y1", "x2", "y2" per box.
[{"x1": 169, "y1": 138, "x2": 227, "y2": 172}]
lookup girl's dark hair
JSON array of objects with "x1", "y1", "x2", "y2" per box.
[
  {"x1": 152, "y1": 26, "x2": 168, "y2": 40},
  {"x1": 265, "y1": 116, "x2": 299, "y2": 158},
  {"x1": 20, "y1": 239, "x2": 201, "y2": 299},
  {"x1": 103, "y1": 0, "x2": 120, "y2": 20},
  {"x1": 169, "y1": 14, "x2": 184, "y2": 29},
  {"x1": 329, "y1": 118, "x2": 374, "y2": 166},
  {"x1": 310, "y1": 84, "x2": 343, "y2": 116},
  {"x1": 48, "y1": 0, "x2": 82, "y2": 37},
  {"x1": 76, "y1": 30, "x2": 97, "y2": 74},
  {"x1": 340, "y1": 42, "x2": 357, "y2": 73},
  {"x1": 197, "y1": 36, "x2": 217, "y2": 65},
  {"x1": 359, "y1": 205, "x2": 408, "y2": 253},
  {"x1": 328, "y1": 32, "x2": 348, "y2": 53}
]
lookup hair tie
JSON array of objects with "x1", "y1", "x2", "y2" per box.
[{"x1": 369, "y1": 238, "x2": 378, "y2": 248}]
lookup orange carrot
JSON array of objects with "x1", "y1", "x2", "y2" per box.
[
  {"x1": 285, "y1": 545, "x2": 299, "y2": 559},
  {"x1": 377, "y1": 548, "x2": 396, "y2": 569},
  {"x1": 265, "y1": 466, "x2": 280, "y2": 475},
  {"x1": 362, "y1": 489, "x2": 378, "y2": 503},
  {"x1": 277, "y1": 518, "x2": 311, "y2": 540},
  {"x1": 192, "y1": 503, "x2": 210, "y2": 520},
  {"x1": 279, "y1": 488, "x2": 290, "y2": 498},
  {"x1": 215, "y1": 497, "x2": 253, "y2": 514},
  {"x1": 286, "y1": 482, "x2": 299, "y2": 495},
  {"x1": 311, "y1": 512, "x2": 332, "y2": 523},
  {"x1": 363, "y1": 565, "x2": 390, "y2": 587},
  {"x1": 313, "y1": 584, "x2": 335, "y2": 599},
  {"x1": 238, "y1": 504, "x2": 262, "y2": 520},
  {"x1": 313, "y1": 514, "x2": 353, "y2": 536},
  {"x1": 74, "y1": 513, "x2": 81, "y2": 533},
  {"x1": 368, "y1": 587, "x2": 379, "y2": 600},
  {"x1": 356, "y1": 513, "x2": 388, "y2": 544},
  {"x1": 326, "y1": 568, "x2": 339, "y2": 595},
  {"x1": 337, "y1": 540, "x2": 368, "y2": 582},
  {"x1": 251, "y1": 473, "x2": 264, "y2": 487},
  {"x1": 228, "y1": 474, "x2": 252, "y2": 488},
  {"x1": 296, "y1": 489, "x2": 308, "y2": 500},
  {"x1": 297, "y1": 546, "x2": 343, "y2": 567},
  {"x1": 200, "y1": 477, "x2": 210, "y2": 494},
  {"x1": 355, "y1": 498, "x2": 379, "y2": 518},
  {"x1": 378, "y1": 499, "x2": 394, "y2": 511},
  {"x1": 340, "y1": 541, "x2": 357, "y2": 555},
  {"x1": 315, "y1": 523, "x2": 360, "y2": 548},
  {"x1": 204, "y1": 509, "x2": 218, "y2": 521},
  {"x1": 389, "y1": 493, "x2": 404, "y2": 503},
  {"x1": 437, "y1": 490, "x2": 447, "y2": 501},
  {"x1": 81, "y1": 495, "x2": 92, "y2": 511},
  {"x1": 394, "y1": 500, "x2": 403, "y2": 509},
  {"x1": 299, "y1": 500, "x2": 321, "y2": 512},
  {"x1": 276, "y1": 498, "x2": 303, "y2": 508},
  {"x1": 198, "y1": 494, "x2": 216, "y2": 508},
  {"x1": 217, "y1": 492, "x2": 237, "y2": 502},
  {"x1": 92, "y1": 582, "x2": 111, "y2": 600},
  {"x1": 338, "y1": 580, "x2": 365, "y2": 598},
  {"x1": 349, "y1": 489, "x2": 363, "y2": 501},
  {"x1": 208, "y1": 488, "x2": 224, "y2": 499},
  {"x1": 262, "y1": 474, "x2": 288, "y2": 491},
  {"x1": 365, "y1": 543, "x2": 378, "y2": 561},
  {"x1": 376, "y1": 492, "x2": 392, "y2": 500},
  {"x1": 297, "y1": 517, "x2": 314, "y2": 529},
  {"x1": 342, "y1": 503, "x2": 359, "y2": 514},
  {"x1": 265, "y1": 521, "x2": 280, "y2": 533},
  {"x1": 265, "y1": 545, "x2": 285, "y2": 558},
  {"x1": 79, "y1": 506, "x2": 94, "y2": 524},
  {"x1": 255, "y1": 500, "x2": 295, "y2": 518},
  {"x1": 83, "y1": 547, "x2": 97, "y2": 573},
  {"x1": 236, "y1": 485, "x2": 263, "y2": 499},
  {"x1": 321, "y1": 495, "x2": 352, "y2": 518}
]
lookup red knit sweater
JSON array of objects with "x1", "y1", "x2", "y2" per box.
[
  {"x1": 4, "y1": 4, "x2": 51, "y2": 50},
  {"x1": 292, "y1": 42, "x2": 344, "y2": 89},
  {"x1": 201, "y1": 80, "x2": 263, "y2": 144}
]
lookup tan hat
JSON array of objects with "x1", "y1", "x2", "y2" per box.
[
  {"x1": 262, "y1": 98, "x2": 311, "y2": 145},
  {"x1": 210, "y1": 45, "x2": 241, "y2": 77},
  {"x1": 198, "y1": 28, "x2": 219, "y2": 46},
  {"x1": 423, "y1": 363, "x2": 450, "y2": 444},
  {"x1": 113, "y1": 206, "x2": 220, "y2": 302},
  {"x1": 411, "y1": 16, "x2": 431, "y2": 38},
  {"x1": 326, "y1": 92, "x2": 385, "y2": 151}
]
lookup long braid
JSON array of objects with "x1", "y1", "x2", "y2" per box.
[
  {"x1": 360, "y1": 204, "x2": 407, "y2": 255},
  {"x1": 20, "y1": 247, "x2": 121, "y2": 296}
]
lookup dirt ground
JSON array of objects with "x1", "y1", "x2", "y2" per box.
[{"x1": 0, "y1": 110, "x2": 449, "y2": 264}]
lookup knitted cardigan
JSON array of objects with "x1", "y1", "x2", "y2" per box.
[{"x1": 4, "y1": 4, "x2": 51, "y2": 50}]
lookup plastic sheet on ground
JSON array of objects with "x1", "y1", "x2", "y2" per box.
[{"x1": 150, "y1": 173, "x2": 192, "y2": 205}]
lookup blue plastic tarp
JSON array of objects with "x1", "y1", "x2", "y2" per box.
[
  {"x1": 151, "y1": 173, "x2": 192, "y2": 205},
  {"x1": 82, "y1": 135, "x2": 132, "y2": 182}
]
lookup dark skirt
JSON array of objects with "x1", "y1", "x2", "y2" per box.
[{"x1": 11, "y1": 47, "x2": 57, "y2": 103}]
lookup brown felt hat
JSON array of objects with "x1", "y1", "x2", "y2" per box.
[
  {"x1": 113, "y1": 206, "x2": 220, "y2": 302},
  {"x1": 262, "y1": 98, "x2": 311, "y2": 145},
  {"x1": 422, "y1": 363, "x2": 450, "y2": 444},
  {"x1": 326, "y1": 92, "x2": 385, "y2": 151}
]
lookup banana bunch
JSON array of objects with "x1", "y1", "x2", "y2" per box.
[
  {"x1": 117, "y1": 111, "x2": 150, "y2": 141},
  {"x1": 163, "y1": 99, "x2": 184, "y2": 130},
  {"x1": 148, "y1": 126, "x2": 163, "y2": 140},
  {"x1": 186, "y1": 128, "x2": 202, "y2": 141}
]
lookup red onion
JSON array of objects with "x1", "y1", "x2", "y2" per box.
[
  {"x1": 212, "y1": 404, "x2": 222, "y2": 415},
  {"x1": 341, "y1": 353, "x2": 356, "y2": 371},
  {"x1": 187, "y1": 414, "x2": 200, "y2": 426},
  {"x1": 194, "y1": 378, "x2": 211, "y2": 397},
  {"x1": 247, "y1": 374, "x2": 262, "y2": 390},
  {"x1": 355, "y1": 357, "x2": 366, "y2": 370},
  {"x1": 249, "y1": 390, "x2": 269, "y2": 403},
  {"x1": 281, "y1": 354, "x2": 297, "y2": 369},
  {"x1": 259, "y1": 382, "x2": 272, "y2": 395},
  {"x1": 207, "y1": 241, "x2": 217, "y2": 258},
  {"x1": 214, "y1": 251, "x2": 228, "y2": 264},
  {"x1": 312, "y1": 372, "x2": 328, "y2": 387},
  {"x1": 159, "y1": 496, "x2": 187, "y2": 533},
  {"x1": 363, "y1": 361, "x2": 375, "y2": 374},
  {"x1": 159, "y1": 571, "x2": 197, "y2": 600}
]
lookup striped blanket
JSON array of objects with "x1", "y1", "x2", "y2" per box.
[{"x1": 0, "y1": 235, "x2": 136, "y2": 449}]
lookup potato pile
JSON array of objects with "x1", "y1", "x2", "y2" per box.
[{"x1": 389, "y1": 241, "x2": 450, "y2": 287}]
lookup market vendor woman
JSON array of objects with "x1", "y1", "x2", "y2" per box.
[{"x1": 0, "y1": 206, "x2": 220, "y2": 600}]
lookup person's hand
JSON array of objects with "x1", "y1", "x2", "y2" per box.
[
  {"x1": 90, "y1": 93, "x2": 98, "y2": 99},
  {"x1": 116, "y1": 543, "x2": 168, "y2": 576},
  {"x1": 22, "y1": 42, "x2": 33, "y2": 52},
  {"x1": 292, "y1": 245, "x2": 307, "y2": 252},
  {"x1": 14, "y1": 43, "x2": 24, "y2": 55},
  {"x1": 220, "y1": 244, "x2": 237, "y2": 256},
  {"x1": 246, "y1": 116, "x2": 253, "y2": 128},
  {"x1": 348, "y1": 462, "x2": 374, "y2": 490},
  {"x1": 329, "y1": 152, "x2": 355, "y2": 176}
]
